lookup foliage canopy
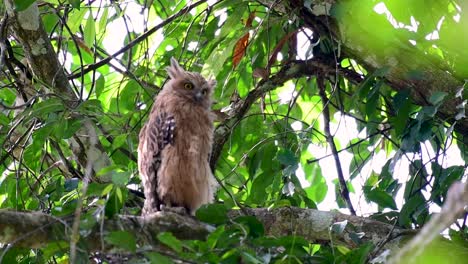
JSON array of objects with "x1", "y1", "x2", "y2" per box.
[{"x1": 0, "y1": 0, "x2": 467, "y2": 263}]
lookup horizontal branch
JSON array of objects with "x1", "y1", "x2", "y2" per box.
[{"x1": 0, "y1": 208, "x2": 408, "y2": 253}]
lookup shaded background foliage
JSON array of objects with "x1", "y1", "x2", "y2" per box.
[{"x1": 0, "y1": 0, "x2": 467, "y2": 263}]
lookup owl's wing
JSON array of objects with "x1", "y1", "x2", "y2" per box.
[{"x1": 138, "y1": 111, "x2": 175, "y2": 214}]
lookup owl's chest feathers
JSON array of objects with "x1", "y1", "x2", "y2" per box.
[
  {"x1": 158, "y1": 97, "x2": 214, "y2": 160},
  {"x1": 174, "y1": 110, "x2": 213, "y2": 159}
]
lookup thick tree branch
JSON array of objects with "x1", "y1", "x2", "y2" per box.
[
  {"x1": 0, "y1": 208, "x2": 407, "y2": 253},
  {"x1": 4, "y1": 1, "x2": 112, "y2": 180},
  {"x1": 4, "y1": 1, "x2": 76, "y2": 103},
  {"x1": 258, "y1": 0, "x2": 468, "y2": 138}
]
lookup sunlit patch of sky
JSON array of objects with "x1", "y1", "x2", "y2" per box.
[{"x1": 296, "y1": 28, "x2": 314, "y2": 60}]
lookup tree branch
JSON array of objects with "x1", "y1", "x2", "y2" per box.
[
  {"x1": 0, "y1": 208, "x2": 408, "y2": 253},
  {"x1": 317, "y1": 75, "x2": 356, "y2": 215},
  {"x1": 210, "y1": 58, "x2": 363, "y2": 169},
  {"x1": 258, "y1": 0, "x2": 468, "y2": 138},
  {"x1": 4, "y1": 1, "x2": 112, "y2": 180},
  {"x1": 68, "y1": 0, "x2": 208, "y2": 79}
]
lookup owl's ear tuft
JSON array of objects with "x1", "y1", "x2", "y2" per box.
[
  {"x1": 208, "y1": 79, "x2": 217, "y2": 88},
  {"x1": 166, "y1": 57, "x2": 185, "y2": 79}
]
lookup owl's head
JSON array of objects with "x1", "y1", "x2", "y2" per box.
[{"x1": 165, "y1": 57, "x2": 216, "y2": 109}]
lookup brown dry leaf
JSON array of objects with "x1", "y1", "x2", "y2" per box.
[
  {"x1": 232, "y1": 11, "x2": 256, "y2": 68},
  {"x1": 232, "y1": 33, "x2": 249, "y2": 68}
]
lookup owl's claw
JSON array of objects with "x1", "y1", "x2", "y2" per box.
[{"x1": 160, "y1": 205, "x2": 190, "y2": 215}]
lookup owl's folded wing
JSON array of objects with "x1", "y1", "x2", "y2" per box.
[{"x1": 138, "y1": 111, "x2": 176, "y2": 214}]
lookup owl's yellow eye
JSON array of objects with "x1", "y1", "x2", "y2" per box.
[
  {"x1": 184, "y1": 83, "x2": 194, "y2": 90},
  {"x1": 201, "y1": 89, "x2": 208, "y2": 95}
]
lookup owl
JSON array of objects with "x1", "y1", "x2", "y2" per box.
[{"x1": 138, "y1": 57, "x2": 218, "y2": 215}]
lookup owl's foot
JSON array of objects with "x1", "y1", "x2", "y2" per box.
[{"x1": 160, "y1": 205, "x2": 190, "y2": 215}]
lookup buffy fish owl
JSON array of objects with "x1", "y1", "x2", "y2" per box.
[{"x1": 138, "y1": 58, "x2": 217, "y2": 215}]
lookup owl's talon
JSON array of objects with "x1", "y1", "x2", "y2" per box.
[{"x1": 161, "y1": 205, "x2": 189, "y2": 215}]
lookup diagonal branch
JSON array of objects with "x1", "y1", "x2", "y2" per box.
[
  {"x1": 4, "y1": 1, "x2": 112, "y2": 181},
  {"x1": 68, "y1": 0, "x2": 208, "y2": 79},
  {"x1": 210, "y1": 58, "x2": 363, "y2": 169}
]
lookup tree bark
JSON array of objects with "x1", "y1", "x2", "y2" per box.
[
  {"x1": 0, "y1": 208, "x2": 408, "y2": 253},
  {"x1": 3, "y1": 1, "x2": 112, "y2": 181}
]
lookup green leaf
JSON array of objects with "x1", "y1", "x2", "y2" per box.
[
  {"x1": 429, "y1": 91, "x2": 447, "y2": 105},
  {"x1": 399, "y1": 193, "x2": 426, "y2": 227},
  {"x1": 196, "y1": 204, "x2": 228, "y2": 225},
  {"x1": 84, "y1": 12, "x2": 96, "y2": 48},
  {"x1": 391, "y1": 89, "x2": 412, "y2": 135},
  {"x1": 32, "y1": 98, "x2": 65, "y2": 117},
  {"x1": 105, "y1": 231, "x2": 136, "y2": 252},
  {"x1": 105, "y1": 187, "x2": 126, "y2": 218},
  {"x1": 145, "y1": 252, "x2": 174, "y2": 264},
  {"x1": 364, "y1": 187, "x2": 397, "y2": 210},
  {"x1": 249, "y1": 172, "x2": 275, "y2": 204},
  {"x1": 112, "y1": 134, "x2": 128, "y2": 150},
  {"x1": 14, "y1": 0, "x2": 36, "y2": 11},
  {"x1": 68, "y1": 0, "x2": 80, "y2": 9},
  {"x1": 234, "y1": 216, "x2": 264, "y2": 238},
  {"x1": 97, "y1": 7, "x2": 109, "y2": 36},
  {"x1": 331, "y1": 220, "x2": 348, "y2": 234},
  {"x1": 64, "y1": 178, "x2": 79, "y2": 192},
  {"x1": 277, "y1": 149, "x2": 298, "y2": 166},
  {"x1": 111, "y1": 171, "x2": 130, "y2": 187},
  {"x1": 67, "y1": 8, "x2": 87, "y2": 33},
  {"x1": 304, "y1": 166, "x2": 328, "y2": 203},
  {"x1": 157, "y1": 232, "x2": 182, "y2": 253},
  {"x1": 240, "y1": 252, "x2": 263, "y2": 264}
]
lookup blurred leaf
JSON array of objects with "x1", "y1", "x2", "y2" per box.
[
  {"x1": 157, "y1": 232, "x2": 182, "y2": 253},
  {"x1": 105, "y1": 231, "x2": 136, "y2": 252},
  {"x1": 145, "y1": 252, "x2": 174, "y2": 264},
  {"x1": 64, "y1": 178, "x2": 79, "y2": 192},
  {"x1": 234, "y1": 216, "x2": 265, "y2": 238},
  {"x1": 249, "y1": 172, "x2": 275, "y2": 204},
  {"x1": 429, "y1": 91, "x2": 447, "y2": 105},
  {"x1": 105, "y1": 187, "x2": 126, "y2": 218},
  {"x1": 84, "y1": 12, "x2": 96, "y2": 48},
  {"x1": 331, "y1": 220, "x2": 348, "y2": 235},
  {"x1": 68, "y1": 0, "x2": 80, "y2": 8},
  {"x1": 111, "y1": 171, "x2": 130, "y2": 187},
  {"x1": 196, "y1": 204, "x2": 228, "y2": 225},
  {"x1": 364, "y1": 187, "x2": 397, "y2": 210},
  {"x1": 14, "y1": 0, "x2": 36, "y2": 11},
  {"x1": 277, "y1": 149, "x2": 298, "y2": 166}
]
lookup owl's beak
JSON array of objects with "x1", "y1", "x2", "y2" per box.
[{"x1": 194, "y1": 91, "x2": 203, "y2": 102}]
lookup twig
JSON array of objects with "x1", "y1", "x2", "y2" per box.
[
  {"x1": 69, "y1": 120, "x2": 98, "y2": 263},
  {"x1": 317, "y1": 75, "x2": 356, "y2": 215},
  {"x1": 68, "y1": 0, "x2": 208, "y2": 79}
]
